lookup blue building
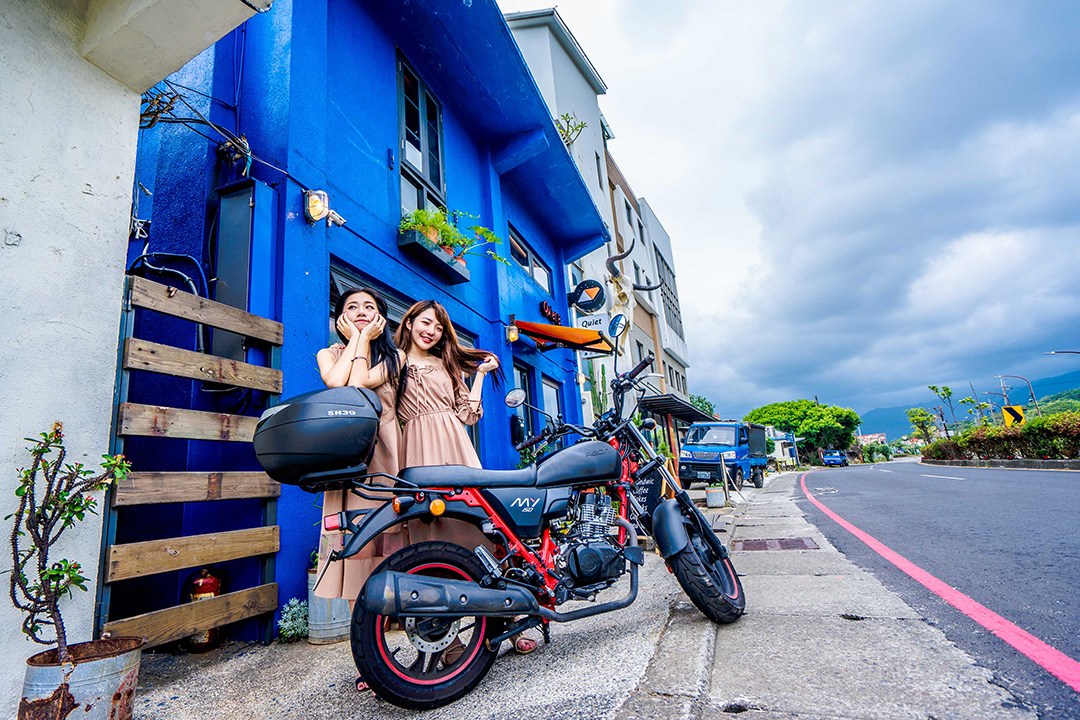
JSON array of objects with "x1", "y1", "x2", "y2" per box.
[{"x1": 120, "y1": 0, "x2": 608, "y2": 638}]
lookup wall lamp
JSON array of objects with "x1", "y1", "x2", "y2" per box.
[
  {"x1": 304, "y1": 189, "x2": 346, "y2": 227},
  {"x1": 506, "y1": 315, "x2": 519, "y2": 344}
]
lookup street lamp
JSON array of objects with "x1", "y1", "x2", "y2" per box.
[{"x1": 995, "y1": 374, "x2": 1042, "y2": 416}]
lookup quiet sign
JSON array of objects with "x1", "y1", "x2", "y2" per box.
[{"x1": 576, "y1": 314, "x2": 608, "y2": 332}]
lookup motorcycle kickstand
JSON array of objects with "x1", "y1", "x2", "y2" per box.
[{"x1": 540, "y1": 618, "x2": 550, "y2": 645}]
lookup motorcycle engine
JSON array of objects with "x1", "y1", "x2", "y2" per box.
[{"x1": 558, "y1": 492, "x2": 625, "y2": 588}]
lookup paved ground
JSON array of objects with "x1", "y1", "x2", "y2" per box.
[
  {"x1": 801, "y1": 458, "x2": 1080, "y2": 718},
  {"x1": 134, "y1": 470, "x2": 1037, "y2": 719}
]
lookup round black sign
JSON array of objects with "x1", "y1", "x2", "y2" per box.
[{"x1": 568, "y1": 279, "x2": 606, "y2": 314}]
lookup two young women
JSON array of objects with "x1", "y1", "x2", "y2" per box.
[{"x1": 313, "y1": 289, "x2": 537, "y2": 660}]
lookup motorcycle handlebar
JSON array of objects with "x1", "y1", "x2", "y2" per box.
[
  {"x1": 515, "y1": 431, "x2": 547, "y2": 452},
  {"x1": 624, "y1": 353, "x2": 654, "y2": 382}
]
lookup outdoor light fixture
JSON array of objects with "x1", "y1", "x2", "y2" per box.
[
  {"x1": 304, "y1": 189, "x2": 329, "y2": 223},
  {"x1": 506, "y1": 316, "x2": 519, "y2": 344},
  {"x1": 304, "y1": 189, "x2": 347, "y2": 227}
]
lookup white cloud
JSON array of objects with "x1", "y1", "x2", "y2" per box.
[{"x1": 499, "y1": 1, "x2": 1080, "y2": 413}]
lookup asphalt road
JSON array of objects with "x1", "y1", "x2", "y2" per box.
[{"x1": 798, "y1": 457, "x2": 1080, "y2": 719}]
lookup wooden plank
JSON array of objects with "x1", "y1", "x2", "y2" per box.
[
  {"x1": 113, "y1": 471, "x2": 280, "y2": 506},
  {"x1": 103, "y1": 583, "x2": 278, "y2": 648},
  {"x1": 129, "y1": 276, "x2": 283, "y2": 346},
  {"x1": 105, "y1": 526, "x2": 279, "y2": 583},
  {"x1": 118, "y1": 403, "x2": 258, "y2": 442},
  {"x1": 123, "y1": 338, "x2": 282, "y2": 393}
]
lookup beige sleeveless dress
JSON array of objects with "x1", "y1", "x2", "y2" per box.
[
  {"x1": 398, "y1": 356, "x2": 491, "y2": 551},
  {"x1": 314, "y1": 344, "x2": 407, "y2": 600}
]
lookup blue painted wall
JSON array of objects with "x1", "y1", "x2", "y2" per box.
[{"x1": 126, "y1": 0, "x2": 604, "y2": 636}]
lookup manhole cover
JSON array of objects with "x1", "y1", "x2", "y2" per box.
[{"x1": 733, "y1": 537, "x2": 819, "y2": 551}]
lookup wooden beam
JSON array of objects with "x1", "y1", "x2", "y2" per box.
[
  {"x1": 129, "y1": 276, "x2": 283, "y2": 346},
  {"x1": 113, "y1": 472, "x2": 279, "y2": 506},
  {"x1": 118, "y1": 403, "x2": 258, "y2": 443},
  {"x1": 123, "y1": 338, "x2": 282, "y2": 393},
  {"x1": 103, "y1": 583, "x2": 278, "y2": 648},
  {"x1": 105, "y1": 526, "x2": 279, "y2": 583}
]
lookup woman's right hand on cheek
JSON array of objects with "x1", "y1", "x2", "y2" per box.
[{"x1": 337, "y1": 314, "x2": 358, "y2": 340}]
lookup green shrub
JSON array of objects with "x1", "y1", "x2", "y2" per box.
[{"x1": 922, "y1": 411, "x2": 1080, "y2": 460}]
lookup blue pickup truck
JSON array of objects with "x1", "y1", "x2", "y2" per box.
[
  {"x1": 822, "y1": 451, "x2": 849, "y2": 467},
  {"x1": 678, "y1": 421, "x2": 768, "y2": 490}
]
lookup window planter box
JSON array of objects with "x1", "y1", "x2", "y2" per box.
[{"x1": 397, "y1": 229, "x2": 469, "y2": 285}]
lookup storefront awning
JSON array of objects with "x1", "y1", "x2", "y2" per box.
[
  {"x1": 638, "y1": 394, "x2": 715, "y2": 423},
  {"x1": 514, "y1": 320, "x2": 614, "y2": 354}
]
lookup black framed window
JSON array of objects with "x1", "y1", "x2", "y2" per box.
[
  {"x1": 542, "y1": 377, "x2": 562, "y2": 426},
  {"x1": 399, "y1": 59, "x2": 445, "y2": 213},
  {"x1": 654, "y1": 248, "x2": 684, "y2": 339},
  {"x1": 512, "y1": 362, "x2": 535, "y2": 446},
  {"x1": 624, "y1": 200, "x2": 632, "y2": 227},
  {"x1": 508, "y1": 224, "x2": 552, "y2": 294},
  {"x1": 636, "y1": 340, "x2": 645, "y2": 363}
]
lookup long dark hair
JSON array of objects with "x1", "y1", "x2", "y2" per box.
[
  {"x1": 334, "y1": 287, "x2": 400, "y2": 387},
  {"x1": 394, "y1": 300, "x2": 504, "y2": 410}
]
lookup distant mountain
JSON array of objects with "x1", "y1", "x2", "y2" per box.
[{"x1": 859, "y1": 368, "x2": 1080, "y2": 441}]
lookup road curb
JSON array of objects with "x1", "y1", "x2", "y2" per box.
[{"x1": 922, "y1": 457, "x2": 1080, "y2": 471}]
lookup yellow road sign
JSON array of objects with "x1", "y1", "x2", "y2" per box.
[{"x1": 1003, "y1": 405, "x2": 1025, "y2": 427}]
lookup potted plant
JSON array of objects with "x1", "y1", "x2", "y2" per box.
[
  {"x1": 8, "y1": 423, "x2": 143, "y2": 720},
  {"x1": 399, "y1": 208, "x2": 509, "y2": 267}
]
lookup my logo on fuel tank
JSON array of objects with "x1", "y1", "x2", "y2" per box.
[{"x1": 510, "y1": 497, "x2": 541, "y2": 512}]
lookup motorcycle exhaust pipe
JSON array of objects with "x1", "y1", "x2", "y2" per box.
[{"x1": 362, "y1": 571, "x2": 539, "y2": 617}]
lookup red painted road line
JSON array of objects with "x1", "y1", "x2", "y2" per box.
[{"x1": 800, "y1": 472, "x2": 1080, "y2": 694}]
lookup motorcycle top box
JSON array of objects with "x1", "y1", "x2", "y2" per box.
[{"x1": 253, "y1": 386, "x2": 381, "y2": 486}]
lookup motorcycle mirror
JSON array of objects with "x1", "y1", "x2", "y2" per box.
[
  {"x1": 608, "y1": 314, "x2": 628, "y2": 339},
  {"x1": 505, "y1": 388, "x2": 527, "y2": 408},
  {"x1": 640, "y1": 418, "x2": 657, "y2": 431}
]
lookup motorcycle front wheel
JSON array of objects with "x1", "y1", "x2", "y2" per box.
[
  {"x1": 352, "y1": 541, "x2": 504, "y2": 709},
  {"x1": 669, "y1": 529, "x2": 745, "y2": 624}
]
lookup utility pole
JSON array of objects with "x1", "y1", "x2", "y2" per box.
[
  {"x1": 934, "y1": 406, "x2": 951, "y2": 440},
  {"x1": 996, "y1": 374, "x2": 1042, "y2": 417},
  {"x1": 999, "y1": 377, "x2": 1010, "y2": 406}
]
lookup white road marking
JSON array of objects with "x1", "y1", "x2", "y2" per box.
[
  {"x1": 877, "y1": 468, "x2": 892, "y2": 473},
  {"x1": 922, "y1": 474, "x2": 963, "y2": 480}
]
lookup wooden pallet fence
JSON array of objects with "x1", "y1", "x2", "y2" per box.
[
  {"x1": 114, "y1": 471, "x2": 279, "y2": 506},
  {"x1": 102, "y1": 583, "x2": 278, "y2": 648},
  {"x1": 123, "y1": 338, "x2": 283, "y2": 393}
]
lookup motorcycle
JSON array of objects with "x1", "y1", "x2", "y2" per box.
[{"x1": 253, "y1": 345, "x2": 744, "y2": 710}]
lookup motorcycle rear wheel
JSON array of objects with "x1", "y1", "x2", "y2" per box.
[
  {"x1": 670, "y1": 530, "x2": 745, "y2": 624},
  {"x1": 352, "y1": 541, "x2": 504, "y2": 709}
]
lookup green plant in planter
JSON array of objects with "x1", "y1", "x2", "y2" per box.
[
  {"x1": 6, "y1": 424, "x2": 130, "y2": 663},
  {"x1": 399, "y1": 208, "x2": 509, "y2": 265}
]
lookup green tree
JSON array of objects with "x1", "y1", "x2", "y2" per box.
[
  {"x1": 959, "y1": 395, "x2": 992, "y2": 426},
  {"x1": 906, "y1": 407, "x2": 937, "y2": 444},
  {"x1": 689, "y1": 394, "x2": 715, "y2": 418},
  {"x1": 744, "y1": 400, "x2": 861, "y2": 463}
]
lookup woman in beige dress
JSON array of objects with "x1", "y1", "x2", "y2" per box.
[
  {"x1": 313, "y1": 288, "x2": 406, "y2": 612},
  {"x1": 393, "y1": 300, "x2": 537, "y2": 654}
]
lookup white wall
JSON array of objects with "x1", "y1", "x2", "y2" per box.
[
  {"x1": 0, "y1": 0, "x2": 139, "y2": 710},
  {"x1": 508, "y1": 15, "x2": 619, "y2": 419}
]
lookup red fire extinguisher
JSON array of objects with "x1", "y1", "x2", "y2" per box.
[{"x1": 189, "y1": 568, "x2": 221, "y2": 652}]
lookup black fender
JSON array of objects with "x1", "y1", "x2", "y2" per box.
[
  {"x1": 651, "y1": 498, "x2": 691, "y2": 558},
  {"x1": 336, "y1": 497, "x2": 491, "y2": 562}
]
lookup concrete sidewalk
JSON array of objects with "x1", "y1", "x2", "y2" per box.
[
  {"x1": 133, "y1": 471, "x2": 1034, "y2": 719},
  {"x1": 615, "y1": 472, "x2": 1034, "y2": 720}
]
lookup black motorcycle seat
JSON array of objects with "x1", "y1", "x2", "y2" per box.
[{"x1": 400, "y1": 464, "x2": 537, "y2": 488}]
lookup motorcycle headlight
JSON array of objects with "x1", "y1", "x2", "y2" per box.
[
  {"x1": 680, "y1": 450, "x2": 692, "y2": 458},
  {"x1": 722, "y1": 450, "x2": 736, "y2": 459}
]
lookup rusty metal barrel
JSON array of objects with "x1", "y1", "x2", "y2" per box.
[{"x1": 20, "y1": 636, "x2": 145, "y2": 720}]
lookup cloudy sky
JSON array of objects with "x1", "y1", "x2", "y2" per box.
[{"x1": 497, "y1": 1, "x2": 1080, "y2": 416}]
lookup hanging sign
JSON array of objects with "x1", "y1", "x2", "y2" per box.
[
  {"x1": 567, "y1": 279, "x2": 606, "y2": 314},
  {"x1": 576, "y1": 313, "x2": 608, "y2": 333}
]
